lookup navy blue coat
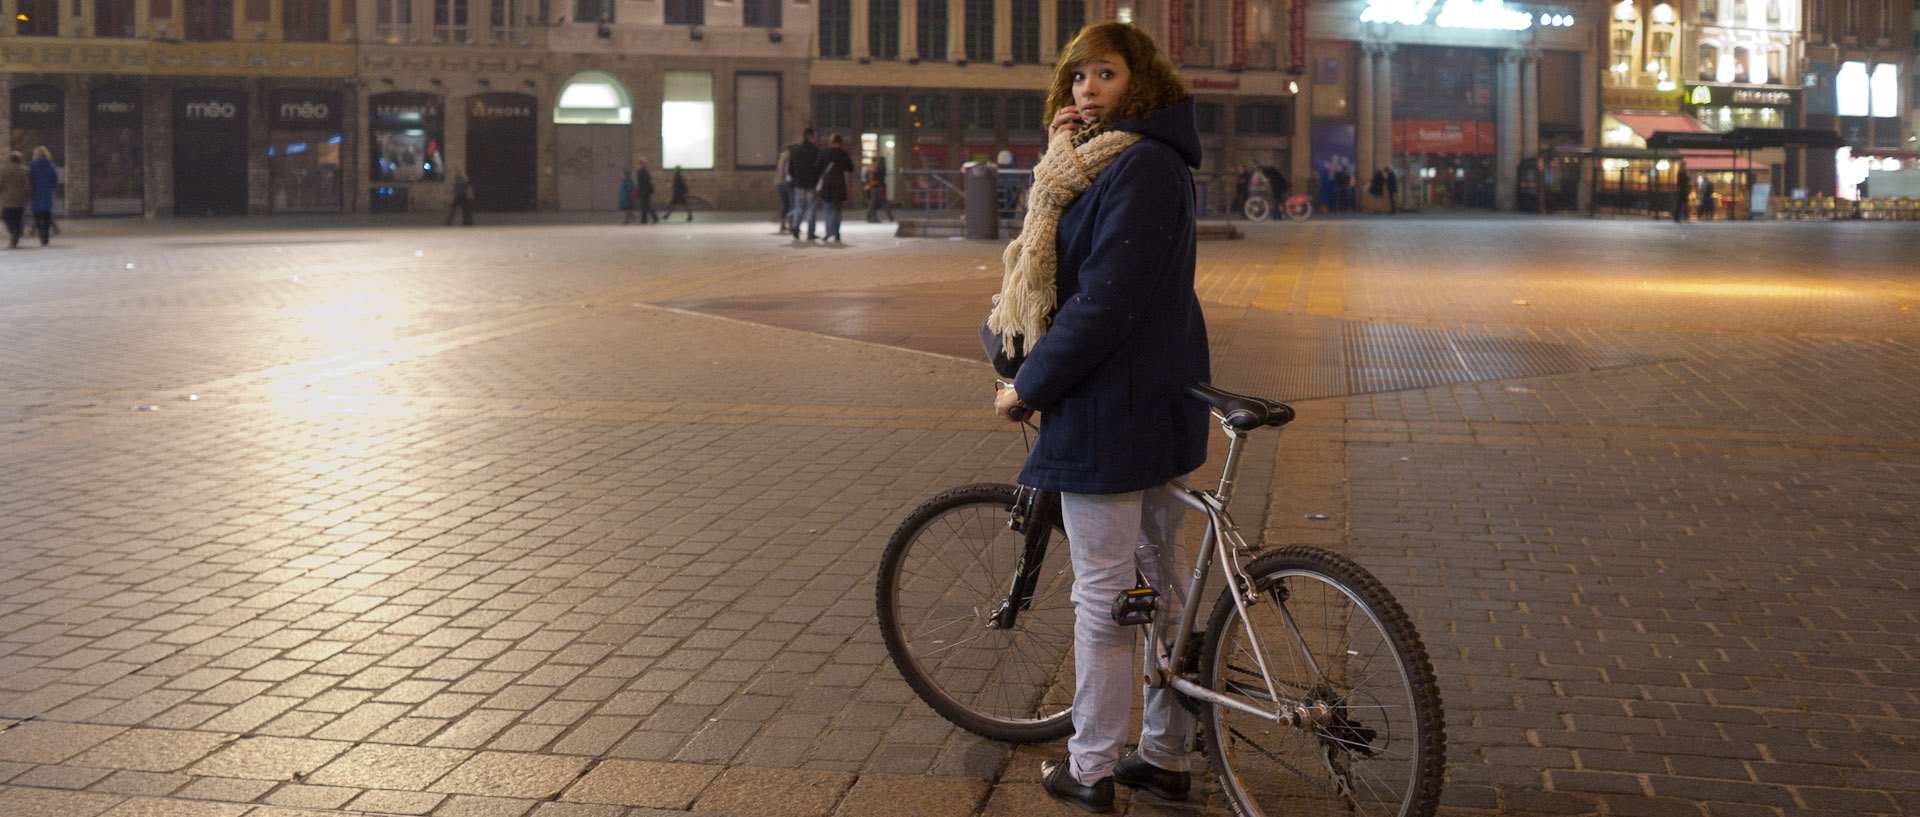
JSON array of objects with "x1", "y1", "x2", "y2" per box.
[
  {"x1": 28, "y1": 157, "x2": 58, "y2": 213},
  {"x1": 1011, "y1": 98, "x2": 1211, "y2": 495}
]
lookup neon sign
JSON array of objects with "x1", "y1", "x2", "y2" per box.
[{"x1": 1360, "y1": 0, "x2": 1552, "y2": 30}]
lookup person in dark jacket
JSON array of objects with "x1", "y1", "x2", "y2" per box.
[
  {"x1": 447, "y1": 169, "x2": 474, "y2": 226},
  {"x1": 619, "y1": 169, "x2": 637, "y2": 224},
  {"x1": 28, "y1": 147, "x2": 59, "y2": 245},
  {"x1": 864, "y1": 155, "x2": 895, "y2": 223},
  {"x1": 661, "y1": 168, "x2": 692, "y2": 222},
  {"x1": 813, "y1": 134, "x2": 857, "y2": 243},
  {"x1": 636, "y1": 161, "x2": 658, "y2": 224},
  {"x1": 986, "y1": 21, "x2": 1209, "y2": 814},
  {"x1": 785, "y1": 129, "x2": 823, "y2": 239},
  {"x1": 0, "y1": 151, "x2": 28, "y2": 249}
]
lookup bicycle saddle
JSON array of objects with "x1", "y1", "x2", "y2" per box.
[{"x1": 1185, "y1": 383, "x2": 1296, "y2": 431}]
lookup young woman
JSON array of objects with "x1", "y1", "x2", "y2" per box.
[
  {"x1": 984, "y1": 21, "x2": 1210, "y2": 814},
  {"x1": 814, "y1": 133, "x2": 857, "y2": 242}
]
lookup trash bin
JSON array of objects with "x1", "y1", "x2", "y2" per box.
[{"x1": 963, "y1": 161, "x2": 998, "y2": 240}]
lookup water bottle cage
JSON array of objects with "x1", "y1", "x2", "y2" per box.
[{"x1": 1111, "y1": 585, "x2": 1159, "y2": 626}]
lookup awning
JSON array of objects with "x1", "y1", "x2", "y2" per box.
[
  {"x1": 1609, "y1": 112, "x2": 1711, "y2": 142},
  {"x1": 1677, "y1": 153, "x2": 1750, "y2": 170}
]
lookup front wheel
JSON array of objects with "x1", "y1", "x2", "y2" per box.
[
  {"x1": 876, "y1": 484, "x2": 1076, "y2": 743},
  {"x1": 1197, "y1": 547, "x2": 1444, "y2": 817},
  {"x1": 1282, "y1": 195, "x2": 1314, "y2": 222},
  {"x1": 1243, "y1": 196, "x2": 1273, "y2": 222}
]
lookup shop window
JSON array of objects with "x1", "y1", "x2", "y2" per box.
[
  {"x1": 284, "y1": 0, "x2": 330, "y2": 40},
  {"x1": 1195, "y1": 102, "x2": 1221, "y2": 134},
  {"x1": 378, "y1": 0, "x2": 413, "y2": 40},
  {"x1": 666, "y1": 0, "x2": 703, "y2": 24},
  {"x1": 1011, "y1": 0, "x2": 1040, "y2": 63},
  {"x1": 182, "y1": 0, "x2": 233, "y2": 38},
  {"x1": 961, "y1": 95, "x2": 997, "y2": 130},
  {"x1": 1055, "y1": 0, "x2": 1085, "y2": 50},
  {"x1": 818, "y1": 0, "x2": 850, "y2": 56},
  {"x1": 964, "y1": 0, "x2": 993, "y2": 62},
  {"x1": 1648, "y1": 29, "x2": 1674, "y2": 79},
  {"x1": 16, "y1": 0, "x2": 59, "y2": 34},
  {"x1": 1235, "y1": 104, "x2": 1285, "y2": 135},
  {"x1": 736, "y1": 73, "x2": 782, "y2": 168},
  {"x1": 662, "y1": 71, "x2": 714, "y2": 170},
  {"x1": 869, "y1": 0, "x2": 900, "y2": 58},
  {"x1": 96, "y1": 0, "x2": 136, "y2": 35},
  {"x1": 743, "y1": 0, "x2": 779, "y2": 27},
  {"x1": 911, "y1": 94, "x2": 948, "y2": 129},
  {"x1": 1765, "y1": 49, "x2": 1783, "y2": 84},
  {"x1": 863, "y1": 94, "x2": 903, "y2": 129},
  {"x1": 1006, "y1": 96, "x2": 1044, "y2": 131},
  {"x1": 368, "y1": 91, "x2": 444, "y2": 182},
  {"x1": 819, "y1": 92, "x2": 855, "y2": 131},
  {"x1": 917, "y1": 0, "x2": 947, "y2": 59},
  {"x1": 1731, "y1": 46, "x2": 1750, "y2": 82}
]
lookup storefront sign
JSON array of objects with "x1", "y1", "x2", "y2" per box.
[
  {"x1": 1359, "y1": 0, "x2": 1542, "y2": 30},
  {"x1": 1289, "y1": 0, "x2": 1306, "y2": 72},
  {"x1": 91, "y1": 88, "x2": 142, "y2": 129},
  {"x1": 11, "y1": 85, "x2": 65, "y2": 129},
  {"x1": 175, "y1": 88, "x2": 247, "y2": 131},
  {"x1": 1603, "y1": 86, "x2": 1684, "y2": 113},
  {"x1": 370, "y1": 92, "x2": 444, "y2": 129},
  {"x1": 468, "y1": 93, "x2": 536, "y2": 120},
  {"x1": 1230, "y1": 0, "x2": 1246, "y2": 69},
  {"x1": 268, "y1": 89, "x2": 343, "y2": 131},
  {"x1": 1686, "y1": 85, "x2": 1796, "y2": 108},
  {"x1": 1192, "y1": 77, "x2": 1243, "y2": 90},
  {"x1": 1393, "y1": 119, "x2": 1497, "y2": 154}
]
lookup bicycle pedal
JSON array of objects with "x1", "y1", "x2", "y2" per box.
[{"x1": 1110, "y1": 586, "x2": 1158, "y2": 626}]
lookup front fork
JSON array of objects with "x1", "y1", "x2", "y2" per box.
[{"x1": 991, "y1": 486, "x2": 1058, "y2": 630}]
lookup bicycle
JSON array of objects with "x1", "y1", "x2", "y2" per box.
[
  {"x1": 1244, "y1": 192, "x2": 1314, "y2": 222},
  {"x1": 876, "y1": 382, "x2": 1444, "y2": 817}
]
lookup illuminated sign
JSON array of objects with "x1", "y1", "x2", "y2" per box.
[
  {"x1": 1690, "y1": 86, "x2": 1712, "y2": 104},
  {"x1": 1360, "y1": 0, "x2": 1556, "y2": 30}
]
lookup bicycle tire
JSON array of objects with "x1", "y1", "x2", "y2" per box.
[
  {"x1": 1243, "y1": 196, "x2": 1273, "y2": 222},
  {"x1": 1197, "y1": 546, "x2": 1444, "y2": 817},
  {"x1": 877, "y1": 484, "x2": 1076, "y2": 742},
  {"x1": 1283, "y1": 196, "x2": 1313, "y2": 222}
]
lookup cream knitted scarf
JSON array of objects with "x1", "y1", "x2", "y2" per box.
[{"x1": 985, "y1": 127, "x2": 1143, "y2": 359}]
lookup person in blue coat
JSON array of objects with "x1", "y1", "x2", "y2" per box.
[
  {"x1": 28, "y1": 146, "x2": 59, "y2": 246},
  {"x1": 619, "y1": 169, "x2": 637, "y2": 224},
  {"x1": 986, "y1": 21, "x2": 1209, "y2": 813}
]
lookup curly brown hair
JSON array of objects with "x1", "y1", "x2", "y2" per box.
[{"x1": 1043, "y1": 22, "x2": 1190, "y2": 138}]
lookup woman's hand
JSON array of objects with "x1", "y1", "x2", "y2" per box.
[
  {"x1": 994, "y1": 386, "x2": 1028, "y2": 422},
  {"x1": 1049, "y1": 106, "x2": 1082, "y2": 140}
]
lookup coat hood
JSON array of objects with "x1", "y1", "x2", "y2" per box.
[{"x1": 1108, "y1": 96, "x2": 1202, "y2": 169}]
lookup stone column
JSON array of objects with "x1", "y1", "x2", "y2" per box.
[
  {"x1": 950, "y1": 0, "x2": 968, "y2": 62},
  {"x1": 1521, "y1": 49, "x2": 1539, "y2": 158},
  {"x1": 903, "y1": 0, "x2": 920, "y2": 58},
  {"x1": 1497, "y1": 48, "x2": 1522, "y2": 210},
  {"x1": 853, "y1": 0, "x2": 872, "y2": 59},
  {"x1": 1373, "y1": 43, "x2": 1394, "y2": 212},
  {"x1": 1356, "y1": 41, "x2": 1375, "y2": 205},
  {"x1": 1040, "y1": 0, "x2": 1059, "y2": 62},
  {"x1": 994, "y1": 0, "x2": 1012, "y2": 62}
]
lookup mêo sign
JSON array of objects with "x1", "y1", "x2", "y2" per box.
[{"x1": 175, "y1": 89, "x2": 248, "y2": 131}]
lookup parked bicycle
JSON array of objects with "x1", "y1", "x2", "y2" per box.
[
  {"x1": 877, "y1": 383, "x2": 1444, "y2": 817},
  {"x1": 1243, "y1": 192, "x2": 1314, "y2": 222}
]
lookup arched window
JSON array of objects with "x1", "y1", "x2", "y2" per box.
[
  {"x1": 1731, "y1": 46, "x2": 1750, "y2": 82},
  {"x1": 553, "y1": 70, "x2": 633, "y2": 125},
  {"x1": 1697, "y1": 42, "x2": 1718, "y2": 81}
]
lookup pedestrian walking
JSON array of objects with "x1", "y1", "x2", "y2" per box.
[
  {"x1": 786, "y1": 129, "x2": 823, "y2": 239},
  {"x1": 619, "y1": 169, "x2": 637, "y2": 224},
  {"x1": 863, "y1": 155, "x2": 896, "y2": 223},
  {"x1": 985, "y1": 21, "x2": 1209, "y2": 814},
  {"x1": 28, "y1": 146, "x2": 59, "y2": 245},
  {"x1": 661, "y1": 168, "x2": 693, "y2": 222},
  {"x1": 0, "y1": 151, "x2": 29, "y2": 249},
  {"x1": 1696, "y1": 175, "x2": 1716, "y2": 220},
  {"x1": 1383, "y1": 167, "x2": 1398, "y2": 214},
  {"x1": 636, "y1": 161, "x2": 658, "y2": 224},
  {"x1": 775, "y1": 147, "x2": 794, "y2": 231},
  {"x1": 1333, "y1": 165, "x2": 1354, "y2": 212},
  {"x1": 447, "y1": 170, "x2": 474, "y2": 226},
  {"x1": 814, "y1": 134, "x2": 857, "y2": 243}
]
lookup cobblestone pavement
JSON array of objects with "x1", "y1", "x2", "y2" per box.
[{"x1": 0, "y1": 213, "x2": 1916, "y2": 817}]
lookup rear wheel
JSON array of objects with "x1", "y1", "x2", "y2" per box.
[
  {"x1": 1198, "y1": 547, "x2": 1444, "y2": 817},
  {"x1": 876, "y1": 484, "x2": 1076, "y2": 742},
  {"x1": 1282, "y1": 195, "x2": 1313, "y2": 221},
  {"x1": 1243, "y1": 196, "x2": 1273, "y2": 222}
]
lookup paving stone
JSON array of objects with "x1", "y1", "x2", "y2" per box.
[
  {"x1": 97, "y1": 797, "x2": 250, "y2": 817},
  {"x1": 693, "y1": 767, "x2": 857, "y2": 817},
  {"x1": 0, "y1": 722, "x2": 127, "y2": 764},
  {"x1": 831, "y1": 773, "x2": 989, "y2": 817},
  {"x1": 71, "y1": 729, "x2": 234, "y2": 774},
  {"x1": 430, "y1": 751, "x2": 591, "y2": 799},
  {"x1": 559, "y1": 759, "x2": 720, "y2": 809},
  {"x1": 306, "y1": 744, "x2": 471, "y2": 790},
  {"x1": 187, "y1": 736, "x2": 347, "y2": 781}
]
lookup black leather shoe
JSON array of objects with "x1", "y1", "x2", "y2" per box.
[
  {"x1": 1040, "y1": 760, "x2": 1114, "y2": 813},
  {"x1": 1114, "y1": 751, "x2": 1190, "y2": 801}
]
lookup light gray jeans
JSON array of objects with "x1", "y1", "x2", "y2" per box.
[{"x1": 1061, "y1": 484, "x2": 1195, "y2": 785}]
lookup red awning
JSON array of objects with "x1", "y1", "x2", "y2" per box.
[
  {"x1": 1610, "y1": 112, "x2": 1712, "y2": 141},
  {"x1": 1676, "y1": 153, "x2": 1751, "y2": 170}
]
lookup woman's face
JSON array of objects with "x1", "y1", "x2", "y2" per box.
[{"x1": 1071, "y1": 52, "x2": 1132, "y2": 123}]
